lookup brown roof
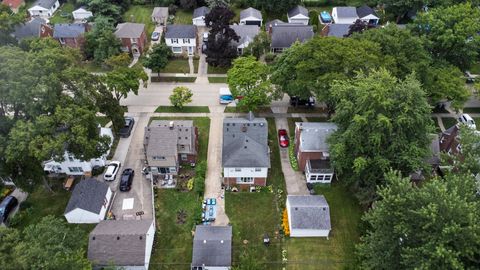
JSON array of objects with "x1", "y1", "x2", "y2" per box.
[{"x1": 2, "y1": 0, "x2": 24, "y2": 9}]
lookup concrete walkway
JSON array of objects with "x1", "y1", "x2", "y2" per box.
[
  {"x1": 128, "y1": 56, "x2": 139, "y2": 68},
  {"x1": 197, "y1": 53, "x2": 207, "y2": 76},
  {"x1": 188, "y1": 56, "x2": 194, "y2": 75}
]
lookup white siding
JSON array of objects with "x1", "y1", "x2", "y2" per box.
[
  {"x1": 290, "y1": 228, "x2": 330, "y2": 237},
  {"x1": 72, "y1": 9, "x2": 93, "y2": 21},
  {"x1": 64, "y1": 188, "x2": 112, "y2": 224},
  {"x1": 223, "y1": 167, "x2": 268, "y2": 178},
  {"x1": 204, "y1": 267, "x2": 230, "y2": 270},
  {"x1": 192, "y1": 17, "x2": 206, "y2": 26},
  {"x1": 165, "y1": 38, "x2": 196, "y2": 47},
  {"x1": 28, "y1": 0, "x2": 59, "y2": 18},
  {"x1": 288, "y1": 18, "x2": 309, "y2": 25},
  {"x1": 144, "y1": 222, "x2": 155, "y2": 270}
]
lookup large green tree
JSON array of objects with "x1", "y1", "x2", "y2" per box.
[
  {"x1": 143, "y1": 43, "x2": 172, "y2": 76},
  {"x1": 329, "y1": 69, "x2": 433, "y2": 205},
  {"x1": 0, "y1": 4, "x2": 24, "y2": 45},
  {"x1": 103, "y1": 66, "x2": 148, "y2": 102},
  {"x1": 243, "y1": 30, "x2": 270, "y2": 59},
  {"x1": 169, "y1": 86, "x2": 193, "y2": 108},
  {"x1": 0, "y1": 226, "x2": 20, "y2": 270},
  {"x1": 84, "y1": 16, "x2": 121, "y2": 63},
  {"x1": 79, "y1": 0, "x2": 123, "y2": 23}
]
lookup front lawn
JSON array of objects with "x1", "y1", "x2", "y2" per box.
[
  {"x1": 284, "y1": 184, "x2": 362, "y2": 270},
  {"x1": 173, "y1": 9, "x2": 193, "y2": 24},
  {"x1": 49, "y1": 1, "x2": 75, "y2": 24},
  {"x1": 161, "y1": 59, "x2": 191, "y2": 73},
  {"x1": 151, "y1": 76, "x2": 197, "y2": 83},
  {"x1": 208, "y1": 77, "x2": 227, "y2": 83},
  {"x1": 207, "y1": 65, "x2": 230, "y2": 74},
  {"x1": 463, "y1": 107, "x2": 480, "y2": 113},
  {"x1": 155, "y1": 106, "x2": 210, "y2": 113},
  {"x1": 123, "y1": 5, "x2": 155, "y2": 36}
]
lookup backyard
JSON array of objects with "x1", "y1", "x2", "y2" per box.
[
  {"x1": 124, "y1": 5, "x2": 155, "y2": 36},
  {"x1": 173, "y1": 9, "x2": 193, "y2": 24},
  {"x1": 49, "y1": 1, "x2": 75, "y2": 24}
]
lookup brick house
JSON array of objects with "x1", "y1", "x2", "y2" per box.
[
  {"x1": 53, "y1": 23, "x2": 89, "y2": 49},
  {"x1": 12, "y1": 17, "x2": 52, "y2": 41},
  {"x1": 114, "y1": 23, "x2": 147, "y2": 56},
  {"x1": 222, "y1": 112, "x2": 270, "y2": 189},
  {"x1": 294, "y1": 122, "x2": 337, "y2": 183},
  {"x1": 144, "y1": 120, "x2": 198, "y2": 177}
]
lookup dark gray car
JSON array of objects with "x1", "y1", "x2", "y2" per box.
[{"x1": 119, "y1": 117, "x2": 135, "y2": 138}]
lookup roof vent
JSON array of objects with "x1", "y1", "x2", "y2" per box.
[
  {"x1": 294, "y1": 207, "x2": 298, "y2": 210},
  {"x1": 117, "y1": 236, "x2": 120, "y2": 240},
  {"x1": 244, "y1": 146, "x2": 247, "y2": 149},
  {"x1": 140, "y1": 236, "x2": 143, "y2": 240},
  {"x1": 203, "y1": 240, "x2": 207, "y2": 244},
  {"x1": 241, "y1": 126, "x2": 247, "y2": 132},
  {"x1": 92, "y1": 237, "x2": 95, "y2": 240},
  {"x1": 169, "y1": 121, "x2": 174, "y2": 129},
  {"x1": 221, "y1": 240, "x2": 224, "y2": 244}
]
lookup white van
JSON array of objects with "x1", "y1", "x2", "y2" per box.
[{"x1": 458, "y1": 113, "x2": 476, "y2": 129}]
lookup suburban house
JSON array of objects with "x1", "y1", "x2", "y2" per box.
[
  {"x1": 294, "y1": 122, "x2": 337, "y2": 184},
  {"x1": 356, "y1": 5, "x2": 379, "y2": 25},
  {"x1": 144, "y1": 120, "x2": 198, "y2": 177},
  {"x1": 191, "y1": 225, "x2": 232, "y2": 270},
  {"x1": 2, "y1": 0, "x2": 24, "y2": 13},
  {"x1": 222, "y1": 112, "x2": 270, "y2": 189},
  {"x1": 192, "y1": 6, "x2": 209, "y2": 26},
  {"x1": 28, "y1": 0, "x2": 59, "y2": 19},
  {"x1": 239, "y1": 7, "x2": 262, "y2": 26},
  {"x1": 12, "y1": 17, "x2": 52, "y2": 41},
  {"x1": 64, "y1": 178, "x2": 112, "y2": 224},
  {"x1": 287, "y1": 5, "x2": 309, "y2": 25},
  {"x1": 165, "y1": 25, "x2": 196, "y2": 55},
  {"x1": 53, "y1": 23, "x2": 88, "y2": 49},
  {"x1": 439, "y1": 124, "x2": 461, "y2": 155},
  {"x1": 151, "y1": 7, "x2": 168, "y2": 25},
  {"x1": 269, "y1": 23, "x2": 314, "y2": 53},
  {"x1": 43, "y1": 127, "x2": 114, "y2": 176},
  {"x1": 88, "y1": 219, "x2": 155, "y2": 270},
  {"x1": 286, "y1": 195, "x2": 331, "y2": 238},
  {"x1": 230, "y1": 25, "x2": 260, "y2": 54},
  {"x1": 321, "y1": 24, "x2": 351, "y2": 37},
  {"x1": 114, "y1": 22, "x2": 147, "y2": 56},
  {"x1": 332, "y1": 7, "x2": 358, "y2": 24},
  {"x1": 72, "y1": 6, "x2": 92, "y2": 22}
]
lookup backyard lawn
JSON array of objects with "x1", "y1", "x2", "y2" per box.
[
  {"x1": 49, "y1": 1, "x2": 75, "y2": 24},
  {"x1": 124, "y1": 5, "x2": 155, "y2": 36},
  {"x1": 173, "y1": 9, "x2": 193, "y2": 24},
  {"x1": 208, "y1": 77, "x2": 227, "y2": 83},
  {"x1": 155, "y1": 106, "x2": 210, "y2": 113}
]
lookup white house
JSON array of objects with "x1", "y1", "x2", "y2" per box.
[
  {"x1": 239, "y1": 7, "x2": 262, "y2": 26},
  {"x1": 72, "y1": 6, "x2": 93, "y2": 22},
  {"x1": 332, "y1": 7, "x2": 359, "y2": 24},
  {"x1": 287, "y1": 195, "x2": 331, "y2": 237},
  {"x1": 88, "y1": 219, "x2": 155, "y2": 270},
  {"x1": 192, "y1": 6, "x2": 209, "y2": 26},
  {"x1": 43, "y1": 127, "x2": 114, "y2": 176},
  {"x1": 191, "y1": 225, "x2": 232, "y2": 270},
  {"x1": 230, "y1": 25, "x2": 260, "y2": 54},
  {"x1": 64, "y1": 178, "x2": 112, "y2": 224},
  {"x1": 287, "y1": 5, "x2": 309, "y2": 25},
  {"x1": 165, "y1": 25, "x2": 196, "y2": 55},
  {"x1": 28, "y1": 0, "x2": 60, "y2": 19}
]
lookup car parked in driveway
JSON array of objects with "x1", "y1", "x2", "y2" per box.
[
  {"x1": 458, "y1": 113, "x2": 476, "y2": 129},
  {"x1": 119, "y1": 168, "x2": 134, "y2": 191},
  {"x1": 104, "y1": 161, "x2": 121, "y2": 181},
  {"x1": 119, "y1": 117, "x2": 135, "y2": 138},
  {"x1": 151, "y1": 31, "x2": 160, "y2": 41},
  {"x1": 0, "y1": 195, "x2": 18, "y2": 223},
  {"x1": 278, "y1": 129, "x2": 289, "y2": 148},
  {"x1": 290, "y1": 96, "x2": 315, "y2": 107}
]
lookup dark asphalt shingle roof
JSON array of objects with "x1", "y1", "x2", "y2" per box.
[
  {"x1": 326, "y1": 24, "x2": 351, "y2": 38},
  {"x1": 88, "y1": 219, "x2": 154, "y2": 266},
  {"x1": 13, "y1": 17, "x2": 45, "y2": 40},
  {"x1": 271, "y1": 24, "x2": 313, "y2": 48},
  {"x1": 230, "y1": 25, "x2": 260, "y2": 47},
  {"x1": 288, "y1": 5, "x2": 308, "y2": 18},
  {"x1": 64, "y1": 178, "x2": 109, "y2": 214},
  {"x1": 356, "y1": 5, "x2": 377, "y2": 18},
  {"x1": 31, "y1": 0, "x2": 57, "y2": 9},
  {"x1": 240, "y1": 7, "x2": 262, "y2": 20},
  {"x1": 193, "y1": 6, "x2": 209, "y2": 18},
  {"x1": 335, "y1": 6, "x2": 358, "y2": 18},
  {"x1": 288, "y1": 195, "x2": 331, "y2": 231},
  {"x1": 192, "y1": 225, "x2": 232, "y2": 267},
  {"x1": 115, "y1": 23, "x2": 145, "y2": 38},
  {"x1": 165, "y1": 25, "x2": 196, "y2": 39},
  {"x1": 53, "y1": 23, "x2": 85, "y2": 38}
]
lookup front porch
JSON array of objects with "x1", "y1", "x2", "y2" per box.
[{"x1": 305, "y1": 159, "x2": 334, "y2": 184}]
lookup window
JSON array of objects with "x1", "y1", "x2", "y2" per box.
[
  {"x1": 235, "y1": 168, "x2": 241, "y2": 172},
  {"x1": 255, "y1": 168, "x2": 261, "y2": 172},
  {"x1": 68, "y1": 167, "x2": 83, "y2": 173},
  {"x1": 237, "y1": 177, "x2": 254, "y2": 183},
  {"x1": 169, "y1": 167, "x2": 177, "y2": 173},
  {"x1": 172, "y1": 38, "x2": 179, "y2": 44},
  {"x1": 59, "y1": 37, "x2": 65, "y2": 44},
  {"x1": 183, "y1": 39, "x2": 190, "y2": 44},
  {"x1": 131, "y1": 38, "x2": 138, "y2": 43},
  {"x1": 68, "y1": 155, "x2": 74, "y2": 162},
  {"x1": 181, "y1": 154, "x2": 187, "y2": 161},
  {"x1": 180, "y1": 145, "x2": 185, "y2": 150},
  {"x1": 153, "y1": 156, "x2": 165, "y2": 160},
  {"x1": 324, "y1": 175, "x2": 332, "y2": 182},
  {"x1": 310, "y1": 175, "x2": 317, "y2": 181},
  {"x1": 172, "y1": 46, "x2": 182, "y2": 53}
]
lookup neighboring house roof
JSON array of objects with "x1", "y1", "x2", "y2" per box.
[
  {"x1": 192, "y1": 225, "x2": 232, "y2": 268},
  {"x1": 193, "y1": 6, "x2": 209, "y2": 19},
  {"x1": 115, "y1": 23, "x2": 145, "y2": 38},
  {"x1": 288, "y1": 5, "x2": 309, "y2": 18},
  {"x1": 335, "y1": 6, "x2": 358, "y2": 18},
  {"x1": 64, "y1": 178, "x2": 109, "y2": 215},
  {"x1": 440, "y1": 124, "x2": 460, "y2": 154},
  {"x1": 230, "y1": 25, "x2": 260, "y2": 48},
  {"x1": 152, "y1": 7, "x2": 168, "y2": 18},
  {"x1": 31, "y1": 0, "x2": 57, "y2": 9},
  {"x1": 356, "y1": 5, "x2": 378, "y2": 18},
  {"x1": 165, "y1": 24, "x2": 196, "y2": 39},
  {"x1": 240, "y1": 7, "x2": 262, "y2": 20},
  {"x1": 270, "y1": 24, "x2": 313, "y2": 48},
  {"x1": 72, "y1": 6, "x2": 90, "y2": 14},
  {"x1": 325, "y1": 24, "x2": 351, "y2": 37},
  {"x1": 13, "y1": 17, "x2": 46, "y2": 40},
  {"x1": 266, "y1": 19, "x2": 285, "y2": 27},
  {"x1": 288, "y1": 195, "x2": 331, "y2": 231},
  {"x1": 2, "y1": 0, "x2": 24, "y2": 9},
  {"x1": 296, "y1": 122, "x2": 337, "y2": 152},
  {"x1": 53, "y1": 23, "x2": 85, "y2": 38},
  {"x1": 222, "y1": 112, "x2": 270, "y2": 168},
  {"x1": 88, "y1": 219, "x2": 153, "y2": 267}
]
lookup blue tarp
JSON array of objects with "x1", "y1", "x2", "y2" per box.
[{"x1": 320, "y1": 11, "x2": 332, "y2": 23}]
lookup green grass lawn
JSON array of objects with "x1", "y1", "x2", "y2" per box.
[
  {"x1": 208, "y1": 77, "x2": 227, "y2": 83},
  {"x1": 151, "y1": 77, "x2": 197, "y2": 83},
  {"x1": 287, "y1": 106, "x2": 327, "y2": 113},
  {"x1": 287, "y1": 118, "x2": 302, "y2": 137},
  {"x1": 49, "y1": 1, "x2": 75, "y2": 24},
  {"x1": 161, "y1": 59, "x2": 191, "y2": 73},
  {"x1": 155, "y1": 106, "x2": 210, "y2": 113},
  {"x1": 193, "y1": 59, "x2": 199, "y2": 73},
  {"x1": 442, "y1": 117, "x2": 458, "y2": 129},
  {"x1": 224, "y1": 106, "x2": 272, "y2": 113},
  {"x1": 124, "y1": 5, "x2": 155, "y2": 36},
  {"x1": 174, "y1": 9, "x2": 193, "y2": 24},
  {"x1": 208, "y1": 65, "x2": 230, "y2": 74},
  {"x1": 463, "y1": 107, "x2": 480, "y2": 113},
  {"x1": 469, "y1": 62, "x2": 480, "y2": 74},
  {"x1": 284, "y1": 184, "x2": 362, "y2": 270}
]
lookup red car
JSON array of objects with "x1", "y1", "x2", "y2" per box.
[{"x1": 278, "y1": 129, "x2": 289, "y2": 148}]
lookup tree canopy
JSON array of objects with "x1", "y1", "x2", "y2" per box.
[
  {"x1": 143, "y1": 43, "x2": 172, "y2": 76},
  {"x1": 84, "y1": 16, "x2": 121, "y2": 63},
  {"x1": 169, "y1": 86, "x2": 193, "y2": 108},
  {"x1": 0, "y1": 4, "x2": 24, "y2": 45},
  {"x1": 244, "y1": 0, "x2": 300, "y2": 14}
]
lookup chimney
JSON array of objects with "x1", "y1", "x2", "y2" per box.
[{"x1": 169, "y1": 121, "x2": 174, "y2": 129}]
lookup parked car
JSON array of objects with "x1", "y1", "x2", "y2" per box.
[
  {"x1": 0, "y1": 196, "x2": 18, "y2": 223},
  {"x1": 458, "y1": 113, "x2": 476, "y2": 129},
  {"x1": 104, "y1": 161, "x2": 121, "y2": 181},
  {"x1": 202, "y1": 43, "x2": 207, "y2": 53},
  {"x1": 151, "y1": 31, "x2": 160, "y2": 41},
  {"x1": 203, "y1": 32, "x2": 209, "y2": 42},
  {"x1": 290, "y1": 96, "x2": 315, "y2": 107},
  {"x1": 119, "y1": 117, "x2": 135, "y2": 138},
  {"x1": 119, "y1": 169, "x2": 135, "y2": 191},
  {"x1": 278, "y1": 129, "x2": 289, "y2": 148}
]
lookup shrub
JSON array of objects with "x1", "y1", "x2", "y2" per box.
[
  {"x1": 194, "y1": 176, "x2": 205, "y2": 197},
  {"x1": 265, "y1": 52, "x2": 276, "y2": 63},
  {"x1": 309, "y1": 10, "x2": 319, "y2": 26},
  {"x1": 19, "y1": 201, "x2": 32, "y2": 210},
  {"x1": 195, "y1": 161, "x2": 207, "y2": 178},
  {"x1": 187, "y1": 178, "x2": 194, "y2": 191}
]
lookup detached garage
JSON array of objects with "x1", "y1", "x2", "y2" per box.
[
  {"x1": 64, "y1": 178, "x2": 112, "y2": 224},
  {"x1": 240, "y1": 7, "x2": 262, "y2": 26},
  {"x1": 286, "y1": 195, "x2": 331, "y2": 238}
]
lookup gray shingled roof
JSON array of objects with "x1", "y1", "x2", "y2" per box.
[
  {"x1": 428, "y1": 134, "x2": 441, "y2": 165},
  {"x1": 53, "y1": 23, "x2": 85, "y2": 38},
  {"x1": 193, "y1": 6, "x2": 209, "y2": 19},
  {"x1": 326, "y1": 24, "x2": 351, "y2": 38},
  {"x1": 64, "y1": 178, "x2": 109, "y2": 215},
  {"x1": 240, "y1": 7, "x2": 262, "y2": 20},
  {"x1": 222, "y1": 113, "x2": 270, "y2": 168},
  {"x1": 230, "y1": 25, "x2": 260, "y2": 47},
  {"x1": 152, "y1": 7, "x2": 168, "y2": 18},
  {"x1": 335, "y1": 6, "x2": 358, "y2": 18},
  {"x1": 356, "y1": 5, "x2": 377, "y2": 18},
  {"x1": 271, "y1": 24, "x2": 313, "y2": 48},
  {"x1": 288, "y1": 5, "x2": 309, "y2": 18},
  {"x1": 288, "y1": 195, "x2": 331, "y2": 230},
  {"x1": 296, "y1": 122, "x2": 337, "y2": 152},
  {"x1": 165, "y1": 24, "x2": 196, "y2": 39},
  {"x1": 31, "y1": 0, "x2": 57, "y2": 9},
  {"x1": 88, "y1": 219, "x2": 153, "y2": 267},
  {"x1": 192, "y1": 225, "x2": 232, "y2": 267},
  {"x1": 13, "y1": 17, "x2": 46, "y2": 40},
  {"x1": 115, "y1": 23, "x2": 145, "y2": 38}
]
